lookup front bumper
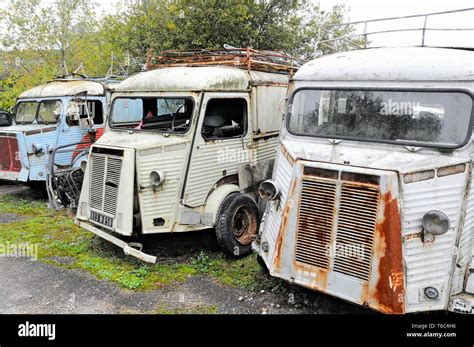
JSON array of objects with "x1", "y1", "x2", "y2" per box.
[
  {"x1": 75, "y1": 219, "x2": 157, "y2": 264},
  {"x1": 448, "y1": 294, "x2": 474, "y2": 314}
]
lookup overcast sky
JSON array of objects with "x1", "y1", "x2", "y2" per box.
[{"x1": 1, "y1": 0, "x2": 473, "y2": 47}]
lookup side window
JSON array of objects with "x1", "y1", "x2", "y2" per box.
[
  {"x1": 202, "y1": 98, "x2": 247, "y2": 140},
  {"x1": 66, "y1": 100, "x2": 104, "y2": 126},
  {"x1": 89, "y1": 100, "x2": 104, "y2": 124}
]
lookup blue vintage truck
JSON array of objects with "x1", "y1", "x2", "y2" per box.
[{"x1": 0, "y1": 77, "x2": 117, "y2": 185}]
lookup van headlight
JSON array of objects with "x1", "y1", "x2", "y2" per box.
[
  {"x1": 422, "y1": 210, "x2": 450, "y2": 235},
  {"x1": 259, "y1": 180, "x2": 279, "y2": 201},
  {"x1": 150, "y1": 171, "x2": 165, "y2": 191}
]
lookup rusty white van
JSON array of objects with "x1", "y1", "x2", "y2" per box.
[
  {"x1": 75, "y1": 49, "x2": 299, "y2": 262},
  {"x1": 255, "y1": 47, "x2": 474, "y2": 314}
]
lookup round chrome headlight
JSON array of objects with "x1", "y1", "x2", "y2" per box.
[
  {"x1": 258, "y1": 180, "x2": 279, "y2": 201},
  {"x1": 424, "y1": 286, "x2": 439, "y2": 300},
  {"x1": 150, "y1": 171, "x2": 165, "y2": 188},
  {"x1": 422, "y1": 210, "x2": 450, "y2": 235}
]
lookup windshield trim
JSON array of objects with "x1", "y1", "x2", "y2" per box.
[
  {"x1": 108, "y1": 96, "x2": 196, "y2": 135},
  {"x1": 286, "y1": 86, "x2": 474, "y2": 150}
]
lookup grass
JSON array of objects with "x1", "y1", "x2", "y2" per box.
[{"x1": 0, "y1": 194, "x2": 270, "y2": 292}]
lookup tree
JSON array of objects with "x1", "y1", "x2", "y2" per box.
[
  {"x1": 0, "y1": 0, "x2": 114, "y2": 108},
  {"x1": 103, "y1": 0, "x2": 363, "y2": 61}
]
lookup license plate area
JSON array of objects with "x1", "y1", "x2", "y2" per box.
[{"x1": 90, "y1": 210, "x2": 114, "y2": 228}]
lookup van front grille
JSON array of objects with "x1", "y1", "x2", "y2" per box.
[
  {"x1": 90, "y1": 154, "x2": 122, "y2": 216},
  {"x1": 295, "y1": 172, "x2": 380, "y2": 282},
  {"x1": 295, "y1": 179, "x2": 336, "y2": 269},
  {"x1": 333, "y1": 183, "x2": 380, "y2": 281}
]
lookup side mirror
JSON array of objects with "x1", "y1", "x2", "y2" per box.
[{"x1": 88, "y1": 129, "x2": 97, "y2": 143}]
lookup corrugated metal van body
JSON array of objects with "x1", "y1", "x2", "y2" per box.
[
  {"x1": 24, "y1": 126, "x2": 58, "y2": 181},
  {"x1": 136, "y1": 143, "x2": 189, "y2": 233},
  {"x1": 184, "y1": 136, "x2": 252, "y2": 207},
  {"x1": 259, "y1": 47, "x2": 474, "y2": 313},
  {"x1": 401, "y1": 169, "x2": 468, "y2": 312}
]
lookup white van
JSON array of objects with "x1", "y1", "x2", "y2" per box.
[
  {"x1": 256, "y1": 47, "x2": 474, "y2": 314},
  {"x1": 76, "y1": 50, "x2": 298, "y2": 262}
]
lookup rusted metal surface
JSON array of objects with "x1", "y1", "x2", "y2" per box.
[
  {"x1": 369, "y1": 191, "x2": 405, "y2": 314},
  {"x1": 114, "y1": 66, "x2": 289, "y2": 93},
  {"x1": 264, "y1": 158, "x2": 407, "y2": 314},
  {"x1": 146, "y1": 47, "x2": 303, "y2": 75},
  {"x1": 273, "y1": 173, "x2": 299, "y2": 271}
]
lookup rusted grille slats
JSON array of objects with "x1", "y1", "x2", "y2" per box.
[
  {"x1": 295, "y1": 179, "x2": 336, "y2": 270},
  {"x1": 295, "y1": 170, "x2": 381, "y2": 283},
  {"x1": 333, "y1": 184, "x2": 379, "y2": 281}
]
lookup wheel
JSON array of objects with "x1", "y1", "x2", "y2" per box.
[{"x1": 215, "y1": 193, "x2": 260, "y2": 258}]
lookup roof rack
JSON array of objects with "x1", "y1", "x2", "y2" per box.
[
  {"x1": 146, "y1": 47, "x2": 303, "y2": 75},
  {"x1": 315, "y1": 7, "x2": 474, "y2": 54},
  {"x1": 51, "y1": 73, "x2": 124, "y2": 85}
]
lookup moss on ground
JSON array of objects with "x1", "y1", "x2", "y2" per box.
[{"x1": 0, "y1": 195, "x2": 270, "y2": 291}]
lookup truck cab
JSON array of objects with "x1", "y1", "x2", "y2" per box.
[{"x1": 256, "y1": 47, "x2": 474, "y2": 314}]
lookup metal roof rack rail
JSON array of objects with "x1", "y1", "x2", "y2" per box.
[
  {"x1": 146, "y1": 46, "x2": 304, "y2": 75},
  {"x1": 315, "y1": 7, "x2": 474, "y2": 54}
]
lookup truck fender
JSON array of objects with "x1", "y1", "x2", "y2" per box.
[{"x1": 203, "y1": 184, "x2": 240, "y2": 225}]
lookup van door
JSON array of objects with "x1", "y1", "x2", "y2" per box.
[{"x1": 183, "y1": 93, "x2": 252, "y2": 207}]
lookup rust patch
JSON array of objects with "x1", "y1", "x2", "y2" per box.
[
  {"x1": 372, "y1": 192, "x2": 405, "y2": 314},
  {"x1": 280, "y1": 143, "x2": 296, "y2": 166},
  {"x1": 273, "y1": 175, "x2": 299, "y2": 271},
  {"x1": 294, "y1": 262, "x2": 329, "y2": 291}
]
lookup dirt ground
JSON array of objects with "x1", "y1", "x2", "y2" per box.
[{"x1": 0, "y1": 183, "x2": 369, "y2": 315}]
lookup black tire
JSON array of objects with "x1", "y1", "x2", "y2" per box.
[{"x1": 215, "y1": 193, "x2": 260, "y2": 258}]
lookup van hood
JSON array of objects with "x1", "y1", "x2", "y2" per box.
[
  {"x1": 94, "y1": 130, "x2": 190, "y2": 151},
  {"x1": 282, "y1": 138, "x2": 469, "y2": 174}
]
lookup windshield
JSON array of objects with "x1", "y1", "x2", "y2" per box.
[
  {"x1": 15, "y1": 100, "x2": 62, "y2": 124},
  {"x1": 110, "y1": 97, "x2": 194, "y2": 133},
  {"x1": 15, "y1": 102, "x2": 37, "y2": 123},
  {"x1": 37, "y1": 100, "x2": 61, "y2": 124},
  {"x1": 288, "y1": 89, "x2": 473, "y2": 148}
]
